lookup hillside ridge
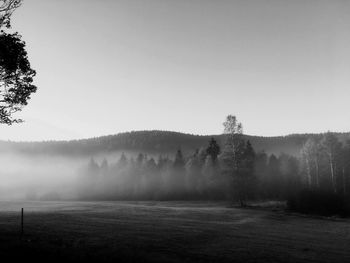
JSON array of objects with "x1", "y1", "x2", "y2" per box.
[{"x1": 0, "y1": 130, "x2": 349, "y2": 157}]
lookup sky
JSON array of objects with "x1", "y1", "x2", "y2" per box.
[{"x1": 0, "y1": 0, "x2": 349, "y2": 141}]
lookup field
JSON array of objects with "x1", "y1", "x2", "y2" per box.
[{"x1": 0, "y1": 201, "x2": 350, "y2": 262}]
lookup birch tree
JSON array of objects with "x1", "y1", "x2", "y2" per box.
[
  {"x1": 321, "y1": 133, "x2": 342, "y2": 193},
  {"x1": 301, "y1": 138, "x2": 321, "y2": 187},
  {"x1": 221, "y1": 115, "x2": 250, "y2": 206}
]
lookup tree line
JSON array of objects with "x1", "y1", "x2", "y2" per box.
[
  {"x1": 3, "y1": 130, "x2": 340, "y2": 157},
  {"x1": 77, "y1": 115, "x2": 350, "y2": 215}
]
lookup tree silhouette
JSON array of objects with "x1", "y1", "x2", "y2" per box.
[
  {"x1": 0, "y1": 1, "x2": 21, "y2": 28},
  {"x1": 0, "y1": 0, "x2": 37, "y2": 124},
  {"x1": 206, "y1": 137, "x2": 220, "y2": 163},
  {"x1": 221, "y1": 115, "x2": 250, "y2": 206}
]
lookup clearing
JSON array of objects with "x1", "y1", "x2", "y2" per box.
[{"x1": 0, "y1": 201, "x2": 349, "y2": 262}]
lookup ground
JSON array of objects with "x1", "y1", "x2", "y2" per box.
[{"x1": 0, "y1": 201, "x2": 349, "y2": 263}]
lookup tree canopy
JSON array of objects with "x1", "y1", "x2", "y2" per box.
[{"x1": 0, "y1": 0, "x2": 36, "y2": 124}]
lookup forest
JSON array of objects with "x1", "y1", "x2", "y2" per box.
[
  {"x1": 76, "y1": 116, "x2": 350, "y2": 216},
  {"x1": 1, "y1": 130, "x2": 349, "y2": 157}
]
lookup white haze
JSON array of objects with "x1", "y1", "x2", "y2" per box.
[{"x1": 0, "y1": 151, "x2": 131, "y2": 200}]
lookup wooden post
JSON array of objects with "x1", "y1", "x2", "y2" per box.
[{"x1": 21, "y1": 208, "x2": 24, "y2": 237}]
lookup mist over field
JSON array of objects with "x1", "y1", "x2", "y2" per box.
[
  {"x1": 0, "y1": 151, "x2": 133, "y2": 200},
  {"x1": 2, "y1": 0, "x2": 350, "y2": 262},
  {"x1": 0, "y1": 153, "x2": 82, "y2": 199},
  {"x1": 0, "y1": 130, "x2": 349, "y2": 203},
  {"x1": 0, "y1": 131, "x2": 316, "y2": 200}
]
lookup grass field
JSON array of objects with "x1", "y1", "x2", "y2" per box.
[{"x1": 0, "y1": 201, "x2": 350, "y2": 263}]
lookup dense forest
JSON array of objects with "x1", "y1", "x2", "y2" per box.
[
  {"x1": 1, "y1": 130, "x2": 350, "y2": 157},
  {"x1": 75, "y1": 116, "x2": 350, "y2": 216}
]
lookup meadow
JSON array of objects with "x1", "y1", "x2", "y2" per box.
[{"x1": 0, "y1": 201, "x2": 349, "y2": 262}]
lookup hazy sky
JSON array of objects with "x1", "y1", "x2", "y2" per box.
[{"x1": 0, "y1": 0, "x2": 349, "y2": 141}]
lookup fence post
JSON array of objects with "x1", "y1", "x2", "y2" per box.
[{"x1": 21, "y1": 208, "x2": 24, "y2": 237}]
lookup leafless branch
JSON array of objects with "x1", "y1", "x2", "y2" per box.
[{"x1": 0, "y1": 0, "x2": 22, "y2": 28}]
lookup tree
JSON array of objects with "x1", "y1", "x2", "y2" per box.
[
  {"x1": 222, "y1": 115, "x2": 244, "y2": 169},
  {"x1": 142, "y1": 158, "x2": 158, "y2": 199},
  {"x1": 0, "y1": 0, "x2": 36, "y2": 124},
  {"x1": 243, "y1": 141, "x2": 255, "y2": 170},
  {"x1": 321, "y1": 133, "x2": 342, "y2": 193},
  {"x1": 223, "y1": 115, "x2": 243, "y2": 142},
  {"x1": 206, "y1": 137, "x2": 221, "y2": 163},
  {"x1": 169, "y1": 149, "x2": 186, "y2": 195},
  {"x1": 174, "y1": 149, "x2": 185, "y2": 168},
  {"x1": 100, "y1": 158, "x2": 109, "y2": 177},
  {"x1": 242, "y1": 140, "x2": 256, "y2": 194},
  {"x1": 198, "y1": 147, "x2": 208, "y2": 164},
  {"x1": 301, "y1": 138, "x2": 321, "y2": 187},
  {"x1": 343, "y1": 142, "x2": 350, "y2": 195},
  {"x1": 185, "y1": 149, "x2": 202, "y2": 194},
  {"x1": 337, "y1": 141, "x2": 349, "y2": 195},
  {"x1": 0, "y1": 0, "x2": 21, "y2": 28},
  {"x1": 136, "y1": 153, "x2": 145, "y2": 167},
  {"x1": 254, "y1": 151, "x2": 268, "y2": 198},
  {"x1": 117, "y1": 152, "x2": 128, "y2": 168},
  {"x1": 77, "y1": 157, "x2": 100, "y2": 199},
  {"x1": 221, "y1": 115, "x2": 250, "y2": 206}
]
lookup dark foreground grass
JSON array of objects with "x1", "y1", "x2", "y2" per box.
[{"x1": 0, "y1": 201, "x2": 350, "y2": 263}]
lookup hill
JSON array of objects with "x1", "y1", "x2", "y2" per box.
[{"x1": 0, "y1": 130, "x2": 349, "y2": 157}]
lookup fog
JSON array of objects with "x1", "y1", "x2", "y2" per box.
[
  {"x1": 1, "y1": 132, "x2": 349, "y2": 208},
  {"x1": 0, "y1": 148, "x2": 230, "y2": 201},
  {"x1": 0, "y1": 151, "x2": 134, "y2": 200}
]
